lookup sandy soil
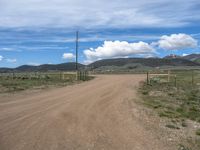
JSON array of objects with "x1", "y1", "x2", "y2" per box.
[{"x1": 0, "y1": 75, "x2": 176, "y2": 150}]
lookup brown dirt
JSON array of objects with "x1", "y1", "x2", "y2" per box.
[{"x1": 0, "y1": 75, "x2": 177, "y2": 150}]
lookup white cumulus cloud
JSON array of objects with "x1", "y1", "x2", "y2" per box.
[
  {"x1": 62, "y1": 53, "x2": 75, "y2": 60},
  {"x1": 6, "y1": 58, "x2": 17, "y2": 63},
  {"x1": 84, "y1": 40, "x2": 155, "y2": 63},
  {"x1": 158, "y1": 33, "x2": 198, "y2": 50},
  {"x1": 0, "y1": 55, "x2": 3, "y2": 61},
  {"x1": 182, "y1": 53, "x2": 189, "y2": 56}
]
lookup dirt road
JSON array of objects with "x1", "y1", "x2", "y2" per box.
[{"x1": 0, "y1": 75, "x2": 174, "y2": 150}]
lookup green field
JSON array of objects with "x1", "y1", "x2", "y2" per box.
[
  {"x1": 141, "y1": 70, "x2": 200, "y2": 122},
  {"x1": 140, "y1": 69, "x2": 200, "y2": 150},
  {"x1": 0, "y1": 72, "x2": 91, "y2": 93}
]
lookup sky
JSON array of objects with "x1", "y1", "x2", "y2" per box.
[{"x1": 0, "y1": 0, "x2": 200, "y2": 67}]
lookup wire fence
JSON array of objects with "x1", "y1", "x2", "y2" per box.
[
  {"x1": 0, "y1": 71, "x2": 91, "y2": 81},
  {"x1": 147, "y1": 69, "x2": 200, "y2": 87}
]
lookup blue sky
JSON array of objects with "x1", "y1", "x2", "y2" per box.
[{"x1": 0, "y1": 0, "x2": 200, "y2": 67}]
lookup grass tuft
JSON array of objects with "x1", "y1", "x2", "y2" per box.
[{"x1": 196, "y1": 129, "x2": 200, "y2": 136}]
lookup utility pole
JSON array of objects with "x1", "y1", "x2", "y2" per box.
[{"x1": 76, "y1": 31, "x2": 79, "y2": 71}]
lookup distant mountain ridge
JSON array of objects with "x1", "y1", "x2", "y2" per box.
[
  {"x1": 164, "y1": 54, "x2": 200, "y2": 62},
  {"x1": 88, "y1": 57, "x2": 200, "y2": 69},
  {"x1": 182, "y1": 54, "x2": 200, "y2": 63},
  {"x1": 0, "y1": 62, "x2": 85, "y2": 73},
  {"x1": 16, "y1": 63, "x2": 84, "y2": 71},
  {"x1": 0, "y1": 55, "x2": 200, "y2": 73}
]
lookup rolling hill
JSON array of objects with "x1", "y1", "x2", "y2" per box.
[
  {"x1": 88, "y1": 58, "x2": 200, "y2": 69},
  {"x1": 0, "y1": 57, "x2": 200, "y2": 73},
  {"x1": 182, "y1": 54, "x2": 200, "y2": 63},
  {"x1": 0, "y1": 63, "x2": 85, "y2": 73}
]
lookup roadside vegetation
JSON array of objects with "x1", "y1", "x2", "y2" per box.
[
  {"x1": 0, "y1": 71, "x2": 92, "y2": 93},
  {"x1": 139, "y1": 70, "x2": 200, "y2": 150}
]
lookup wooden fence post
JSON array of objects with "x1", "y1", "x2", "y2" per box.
[
  {"x1": 60, "y1": 72, "x2": 62, "y2": 80},
  {"x1": 174, "y1": 75, "x2": 177, "y2": 87},
  {"x1": 86, "y1": 71, "x2": 88, "y2": 80},
  {"x1": 12, "y1": 72, "x2": 15, "y2": 79},
  {"x1": 76, "y1": 71, "x2": 78, "y2": 80},
  {"x1": 38, "y1": 72, "x2": 40, "y2": 79},
  {"x1": 147, "y1": 72, "x2": 149, "y2": 85},
  {"x1": 84, "y1": 71, "x2": 86, "y2": 81},
  {"x1": 168, "y1": 70, "x2": 170, "y2": 83},
  {"x1": 192, "y1": 70, "x2": 194, "y2": 86},
  {"x1": 62, "y1": 72, "x2": 65, "y2": 80}
]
